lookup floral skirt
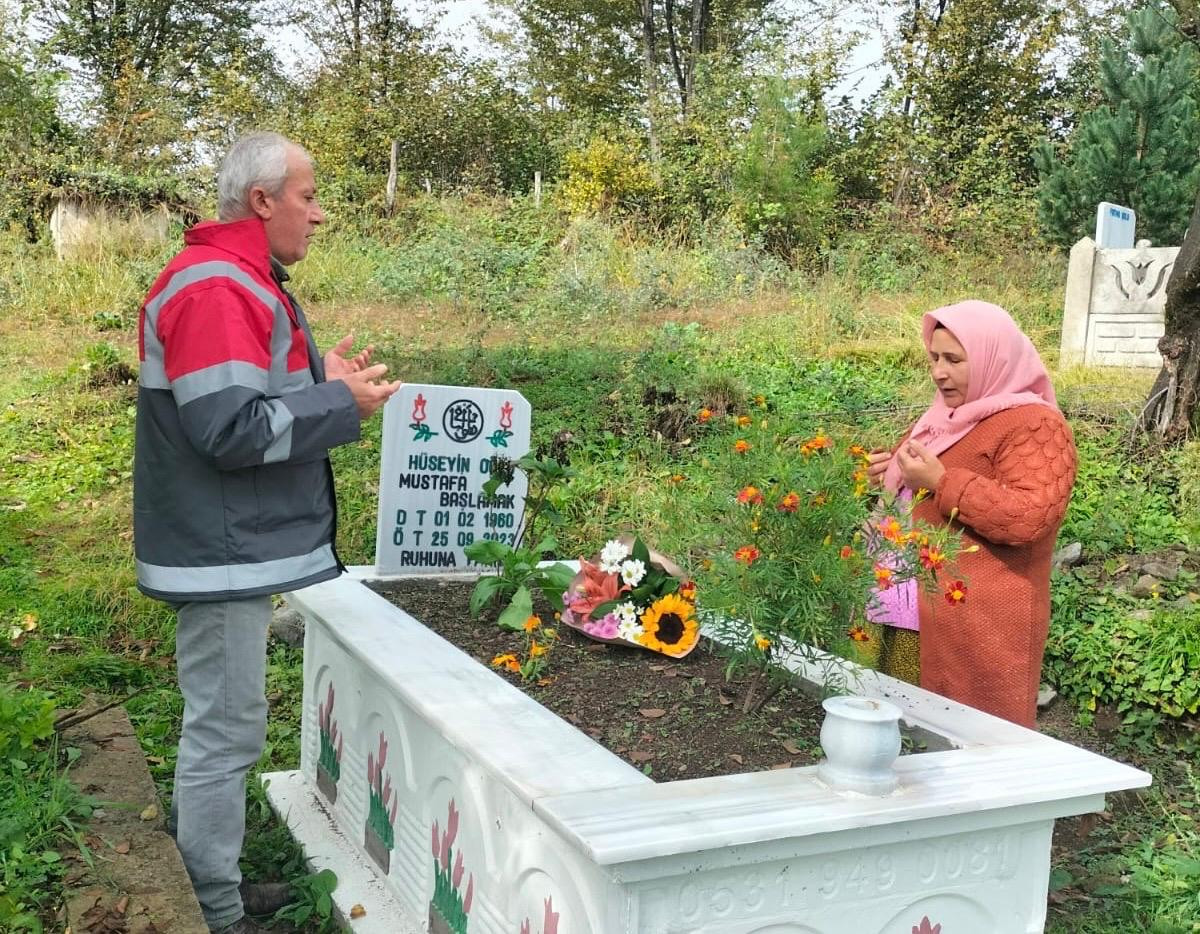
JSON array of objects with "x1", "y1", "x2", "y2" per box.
[{"x1": 878, "y1": 625, "x2": 920, "y2": 685}]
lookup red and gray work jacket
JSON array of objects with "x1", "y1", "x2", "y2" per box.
[{"x1": 134, "y1": 217, "x2": 359, "y2": 602}]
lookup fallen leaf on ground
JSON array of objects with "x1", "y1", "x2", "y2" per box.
[
  {"x1": 639, "y1": 708, "x2": 666, "y2": 718},
  {"x1": 728, "y1": 754, "x2": 744, "y2": 765},
  {"x1": 629, "y1": 750, "x2": 654, "y2": 762},
  {"x1": 350, "y1": 904, "x2": 367, "y2": 919},
  {"x1": 138, "y1": 804, "x2": 158, "y2": 821},
  {"x1": 770, "y1": 762, "x2": 792, "y2": 770},
  {"x1": 782, "y1": 739, "x2": 805, "y2": 755},
  {"x1": 114, "y1": 896, "x2": 129, "y2": 915},
  {"x1": 113, "y1": 841, "x2": 130, "y2": 854}
]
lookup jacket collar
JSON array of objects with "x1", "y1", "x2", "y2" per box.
[{"x1": 184, "y1": 217, "x2": 275, "y2": 278}]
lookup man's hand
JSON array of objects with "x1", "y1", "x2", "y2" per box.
[
  {"x1": 324, "y1": 333, "x2": 373, "y2": 379},
  {"x1": 865, "y1": 448, "x2": 892, "y2": 488},
  {"x1": 895, "y1": 439, "x2": 945, "y2": 493},
  {"x1": 330, "y1": 363, "x2": 401, "y2": 419}
]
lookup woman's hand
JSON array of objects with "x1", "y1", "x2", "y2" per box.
[
  {"x1": 896, "y1": 439, "x2": 945, "y2": 493},
  {"x1": 865, "y1": 448, "x2": 892, "y2": 488}
]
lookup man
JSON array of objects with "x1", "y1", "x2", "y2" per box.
[{"x1": 134, "y1": 131, "x2": 400, "y2": 933}]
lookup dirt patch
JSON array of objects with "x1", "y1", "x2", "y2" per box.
[{"x1": 369, "y1": 578, "x2": 862, "y2": 779}]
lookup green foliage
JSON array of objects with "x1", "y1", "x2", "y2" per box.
[
  {"x1": 560, "y1": 134, "x2": 656, "y2": 217},
  {"x1": 464, "y1": 453, "x2": 577, "y2": 627},
  {"x1": 0, "y1": 684, "x2": 56, "y2": 770},
  {"x1": 1046, "y1": 575, "x2": 1200, "y2": 723},
  {"x1": 732, "y1": 78, "x2": 837, "y2": 259},
  {"x1": 1036, "y1": 2, "x2": 1200, "y2": 247},
  {"x1": 273, "y1": 868, "x2": 337, "y2": 932}
]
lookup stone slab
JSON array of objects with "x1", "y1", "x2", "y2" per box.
[{"x1": 63, "y1": 706, "x2": 207, "y2": 934}]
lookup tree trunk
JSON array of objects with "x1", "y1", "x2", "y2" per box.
[
  {"x1": 640, "y1": 0, "x2": 660, "y2": 162},
  {"x1": 1141, "y1": 186, "x2": 1200, "y2": 441}
]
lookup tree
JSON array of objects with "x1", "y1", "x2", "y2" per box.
[
  {"x1": 881, "y1": 0, "x2": 1064, "y2": 207},
  {"x1": 35, "y1": 0, "x2": 279, "y2": 167},
  {"x1": 1035, "y1": 3, "x2": 1200, "y2": 248},
  {"x1": 1141, "y1": 184, "x2": 1200, "y2": 441}
]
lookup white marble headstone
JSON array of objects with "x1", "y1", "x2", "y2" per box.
[{"x1": 375, "y1": 384, "x2": 531, "y2": 575}]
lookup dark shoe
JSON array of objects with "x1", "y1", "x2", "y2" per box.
[
  {"x1": 239, "y1": 880, "x2": 293, "y2": 916},
  {"x1": 214, "y1": 917, "x2": 268, "y2": 934}
]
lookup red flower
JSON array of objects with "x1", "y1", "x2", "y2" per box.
[
  {"x1": 840, "y1": 545, "x2": 854, "y2": 559},
  {"x1": 777, "y1": 491, "x2": 800, "y2": 512},
  {"x1": 873, "y1": 563, "x2": 894, "y2": 590},
  {"x1": 734, "y1": 546, "x2": 760, "y2": 565},
  {"x1": 737, "y1": 485, "x2": 764, "y2": 505},
  {"x1": 848, "y1": 625, "x2": 871, "y2": 642},
  {"x1": 919, "y1": 545, "x2": 946, "y2": 571},
  {"x1": 944, "y1": 580, "x2": 967, "y2": 605},
  {"x1": 678, "y1": 580, "x2": 697, "y2": 601}
]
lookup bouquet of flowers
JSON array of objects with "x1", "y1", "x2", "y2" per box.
[{"x1": 560, "y1": 536, "x2": 699, "y2": 658}]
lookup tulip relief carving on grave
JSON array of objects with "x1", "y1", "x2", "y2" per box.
[
  {"x1": 912, "y1": 917, "x2": 942, "y2": 934},
  {"x1": 519, "y1": 896, "x2": 559, "y2": 934},
  {"x1": 315, "y1": 681, "x2": 342, "y2": 804},
  {"x1": 364, "y1": 731, "x2": 398, "y2": 874},
  {"x1": 429, "y1": 798, "x2": 474, "y2": 934}
]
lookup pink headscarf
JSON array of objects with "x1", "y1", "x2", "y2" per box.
[{"x1": 883, "y1": 300, "x2": 1059, "y2": 493}]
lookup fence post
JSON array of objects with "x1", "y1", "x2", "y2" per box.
[
  {"x1": 534, "y1": 171, "x2": 542, "y2": 208},
  {"x1": 424, "y1": 177, "x2": 432, "y2": 195}
]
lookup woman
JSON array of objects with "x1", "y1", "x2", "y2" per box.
[{"x1": 866, "y1": 300, "x2": 1077, "y2": 728}]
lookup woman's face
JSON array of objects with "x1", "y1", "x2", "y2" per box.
[{"x1": 928, "y1": 327, "x2": 970, "y2": 408}]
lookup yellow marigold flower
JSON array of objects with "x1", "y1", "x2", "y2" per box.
[
  {"x1": 755, "y1": 394, "x2": 767, "y2": 408},
  {"x1": 736, "y1": 415, "x2": 752, "y2": 427},
  {"x1": 754, "y1": 634, "x2": 771, "y2": 650},
  {"x1": 491, "y1": 653, "x2": 518, "y2": 669},
  {"x1": 530, "y1": 641, "x2": 548, "y2": 657}
]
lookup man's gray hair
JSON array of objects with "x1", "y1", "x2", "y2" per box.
[{"x1": 217, "y1": 132, "x2": 311, "y2": 221}]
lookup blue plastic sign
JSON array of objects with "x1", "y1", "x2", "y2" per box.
[{"x1": 1095, "y1": 202, "x2": 1136, "y2": 249}]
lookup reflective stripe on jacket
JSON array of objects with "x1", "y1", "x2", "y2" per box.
[{"x1": 133, "y1": 217, "x2": 360, "y2": 601}]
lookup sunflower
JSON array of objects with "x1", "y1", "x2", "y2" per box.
[{"x1": 636, "y1": 593, "x2": 699, "y2": 658}]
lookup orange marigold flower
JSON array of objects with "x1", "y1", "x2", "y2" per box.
[
  {"x1": 919, "y1": 546, "x2": 946, "y2": 571},
  {"x1": 698, "y1": 407, "x2": 713, "y2": 422},
  {"x1": 810, "y1": 493, "x2": 828, "y2": 507},
  {"x1": 800, "y1": 434, "x2": 832, "y2": 457},
  {"x1": 737, "y1": 485, "x2": 764, "y2": 505},
  {"x1": 840, "y1": 545, "x2": 854, "y2": 559},
  {"x1": 668, "y1": 473, "x2": 686, "y2": 485},
  {"x1": 848, "y1": 625, "x2": 871, "y2": 642},
  {"x1": 945, "y1": 580, "x2": 968, "y2": 605},
  {"x1": 733, "y1": 439, "x2": 751, "y2": 454},
  {"x1": 778, "y1": 491, "x2": 801, "y2": 512},
  {"x1": 491, "y1": 653, "x2": 518, "y2": 670},
  {"x1": 736, "y1": 414, "x2": 752, "y2": 427},
  {"x1": 848, "y1": 444, "x2": 868, "y2": 459},
  {"x1": 523, "y1": 615, "x2": 541, "y2": 632},
  {"x1": 754, "y1": 394, "x2": 767, "y2": 408},
  {"x1": 876, "y1": 516, "x2": 903, "y2": 543},
  {"x1": 873, "y1": 563, "x2": 894, "y2": 590},
  {"x1": 734, "y1": 545, "x2": 760, "y2": 565}
]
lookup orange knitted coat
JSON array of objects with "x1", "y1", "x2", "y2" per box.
[{"x1": 911, "y1": 404, "x2": 1077, "y2": 727}]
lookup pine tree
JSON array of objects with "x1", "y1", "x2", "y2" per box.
[{"x1": 1035, "y1": 3, "x2": 1200, "y2": 248}]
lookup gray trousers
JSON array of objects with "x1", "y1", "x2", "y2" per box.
[{"x1": 170, "y1": 595, "x2": 272, "y2": 931}]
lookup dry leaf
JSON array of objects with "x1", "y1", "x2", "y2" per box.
[
  {"x1": 139, "y1": 803, "x2": 158, "y2": 821},
  {"x1": 114, "y1": 841, "x2": 130, "y2": 855},
  {"x1": 717, "y1": 693, "x2": 734, "y2": 706},
  {"x1": 649, "y1": 664, "x2": 666, "y2": 672},
  {"x1": 629, "y1": 750, "x2": 654, "y2": 762},
  {"x1": 769, "y1": 762, "x2": 792, "y2": 770},
  {"x1": 782, "y1": 740, "x2": 804, "y2": 756},
  {"x1": 349, "y1": 904, "x2": 367, "y2": 919},
  {"x1": 114, "y1": 896, "x2": 129, "y2": 915},
  {"x1": 146, "y1": 755, "x2": 165, "y2": 766},
  {"x1": 639, "y1": 708, "x2": 666, "y2": 719},
  {"x1": 728, "y1": 754, "x2": 744, "y2": 765}
]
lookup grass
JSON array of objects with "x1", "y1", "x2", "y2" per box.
[{"x1": 0, "y1": 195, "x2": 1197, "y2": 930}]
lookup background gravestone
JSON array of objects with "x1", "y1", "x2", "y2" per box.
[{"x1": 375, "y1": 384, "x2": 531, "y2": 576}]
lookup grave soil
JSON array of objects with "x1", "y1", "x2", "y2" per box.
[{"x1": 370, "y1": 578, "x2": 833, "y2": 780}]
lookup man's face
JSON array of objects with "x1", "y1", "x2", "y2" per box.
[{"x1": 255, "y1": 150, "x2": 325, "y2": 266}]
